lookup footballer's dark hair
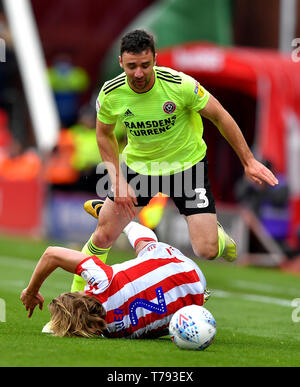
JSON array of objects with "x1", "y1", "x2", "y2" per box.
[{"x1": 120, "y1": 29, "x2": 156, "y2": 57}]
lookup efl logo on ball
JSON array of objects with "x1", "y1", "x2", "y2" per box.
[{"x1": 169, "y1": 305, "x2": 216, "y2": 350}]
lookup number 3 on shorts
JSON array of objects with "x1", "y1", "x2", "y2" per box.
[{"x1": 195, "y1": 188, "x2": 209, "y2": 208}]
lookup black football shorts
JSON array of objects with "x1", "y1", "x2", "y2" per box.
[{"x1": 106, "y1": 156, "x2": 216, "y2": 216}]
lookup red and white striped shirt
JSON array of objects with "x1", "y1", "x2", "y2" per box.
[{"x1": 76, "y1": 242, "x2": 205, "y2": 339}]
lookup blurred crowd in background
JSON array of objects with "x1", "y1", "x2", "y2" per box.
[{"x1": 0, "y1": 0, "x2": 300, "y2": 262}]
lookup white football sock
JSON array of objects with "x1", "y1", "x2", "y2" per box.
[{"x1": 123, "y1": 221, "x2": 158, "y2": 248}]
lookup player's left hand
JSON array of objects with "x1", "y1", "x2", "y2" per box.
[
  {"x1": 20, "y1": 288, "x2": 44, "y2": 318},
  {"x1": 244, "y1": 158, "x2": 279, "y2": 186}
]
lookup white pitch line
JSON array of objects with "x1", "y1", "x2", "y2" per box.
[
  {"x1": 0, "y1": 255, "x2": 71, "y2": 296},
  {"x1": 213, "y1": 289, "x2": 293, "y2": 308},
  {"x1": 232, "y1": 280, "x2": 300, "y2": 297},
  {"x1": 0, "y1": 255, "x2": 38, "y2": 269}
]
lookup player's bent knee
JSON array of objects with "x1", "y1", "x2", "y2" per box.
[
  {"x1": 93, "y1": 227, "x2": 114, "y2": 249},
  {"x1": 193, "y1": 243, "x2": 218, "y2": 260}
]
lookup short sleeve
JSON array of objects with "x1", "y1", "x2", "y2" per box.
[
  {"x1": 181, "y1": 73, "x2": 210, "y2": 112},
  {"x1": 76, "y1": 256, "x2": 113, "y2": 294},
  {"x1": 96, "y1": 87, "x2": 118, "y2": 125}
]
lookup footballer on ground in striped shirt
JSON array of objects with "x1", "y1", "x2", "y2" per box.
[{"x1": 20, "y1": 221, "x2": 208, "y2": 339}]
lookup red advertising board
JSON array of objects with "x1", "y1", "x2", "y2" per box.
[{"x1": 0, "y1": 178, "x2": 45, "y2": 235}]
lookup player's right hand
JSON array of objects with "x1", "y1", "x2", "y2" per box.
[
  {"x1": 20, "y1": 288, "x2": 44, "y2": 318},
  {"x1": 244, "y1": 158, "x2": 279, "y2": 187},
  {"x1": 114, "y1": 180, "x2": 138, "y2": 220}
]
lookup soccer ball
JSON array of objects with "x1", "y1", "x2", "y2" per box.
[{"x1": 169, "y1": 305, "x2": 216, "y2": 350}]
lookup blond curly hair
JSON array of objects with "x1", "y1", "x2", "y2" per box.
[{"x1": 48, "y1": 292, "x2": 107, "y2": 338}]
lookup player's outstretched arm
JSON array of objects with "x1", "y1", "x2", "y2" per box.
[
  {"x1": 199, "y1": 95, "x2": 278, "y2": 187},
  {"x1": 20, "y1": 247, "x2": 89, "y2": 318}
]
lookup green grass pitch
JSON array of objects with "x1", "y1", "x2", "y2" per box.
[{"x1": 0, "y1": 233, "x2": 300, "y2": 367}]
